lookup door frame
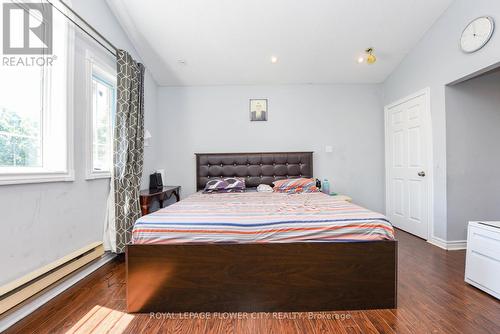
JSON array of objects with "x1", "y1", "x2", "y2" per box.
[{"x1": 384, "y1": 87, "x2": 434, "y2": 241}]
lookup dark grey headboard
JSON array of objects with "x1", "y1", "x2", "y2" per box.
[{"x1": 195, "y1": 152, "x2": 313, "y2": 191}]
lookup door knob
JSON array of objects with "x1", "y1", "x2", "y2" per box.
[{"x1": 418, "y1": 171, "x2": 426, "y2": 177}]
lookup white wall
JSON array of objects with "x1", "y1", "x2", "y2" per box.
[
  {"x1": 446, "y1": 71, "x2": 500, "y2": 241},
  {"x1": 383, "y1": 0, "x2": 500, "y2": 242},
  {"x1": 156, "y1": 84, "x2": 385, "y2": 213},
  {"x1": 0, "y1": 0, "x2": 158, "y2": 285}
]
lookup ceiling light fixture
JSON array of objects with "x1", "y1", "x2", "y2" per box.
[
  {"x1": 365, "y1": 48, "x2": 376, "y2": 64},
  {"x1": 270, "y1": 56, "x2": 278, "y2": 64},
  {"x1": 357, "y1": 48, "x2": 377, "y2": 64}
]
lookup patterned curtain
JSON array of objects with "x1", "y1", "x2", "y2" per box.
[{"x1": 113, "y1": 50, "x2": 145, "y2": 253}]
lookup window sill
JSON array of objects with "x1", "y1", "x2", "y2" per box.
[
  {"x1": 0, "y1": 171, "x2": 75, "y2": 186},
  {"x1": 85, "y1": 172, "x2": 111, "y2": 180}
]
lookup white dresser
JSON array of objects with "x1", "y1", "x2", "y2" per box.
[{"x1": 465, "y1": 221, "x2": 500, "y2": 299}]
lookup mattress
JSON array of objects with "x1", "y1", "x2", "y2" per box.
[{"x1": 131, "y1": 191, "x2": 395, "y2": 245}]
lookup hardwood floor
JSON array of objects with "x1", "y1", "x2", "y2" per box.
[{"x1": 5, "y1": 229, "x2": 500, "y2": 334}]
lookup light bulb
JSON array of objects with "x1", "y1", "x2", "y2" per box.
[
  {"x1": 271, "y1": 56, "x2": 278, "y2": 63},
  {"x1": 365, "y1": 47, "x2": 376, "y2": 64},
  {"x1": 357, "y1": 57, "x2": 364, "y2": 63},
  {"x1": 366, "y1": 54, "x2": 376, "y2": 64}
]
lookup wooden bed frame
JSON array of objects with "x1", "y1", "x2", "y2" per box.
[{"x1": 126, "y1": 152, "x2": 397, "y2": 313}]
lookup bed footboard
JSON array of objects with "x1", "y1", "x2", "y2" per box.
[{"x1": 126, "y1": 240, "x2": 397, "y2": 313}]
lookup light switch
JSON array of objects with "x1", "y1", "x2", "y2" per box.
[{"x1": 325, "y1": 145, "x2": 333, "y2": 153}]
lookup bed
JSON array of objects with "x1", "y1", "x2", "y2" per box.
[{"x1": 126, "y1": 152, "x2": 397, "y2": 313}]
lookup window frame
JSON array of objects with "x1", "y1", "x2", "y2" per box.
[
  {"x1": 0, "y1": 7, "x2": 75, "y2": 185},
  {"x1": 85, "y1": 50, "x2": 116, "y2": 180}
]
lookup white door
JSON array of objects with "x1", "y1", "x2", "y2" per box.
[{"x1": 385, "y1": 89, "x2": 432, "y2": 239}]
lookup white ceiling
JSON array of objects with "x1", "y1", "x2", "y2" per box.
[{"x1": 107, "y1": 0, "x2": 453, "y2": 86}]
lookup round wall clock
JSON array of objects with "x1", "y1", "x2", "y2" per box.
[{"x1": 460, "y1": 16, "x2": 495, "y2": 53}]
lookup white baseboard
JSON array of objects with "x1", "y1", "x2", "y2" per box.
[
  {"x1": 428, "y1": 236, "x2": 467, "y2": 250},
  {"x1": 0, "y1": 252, "x2": 116, "y2": 332}
]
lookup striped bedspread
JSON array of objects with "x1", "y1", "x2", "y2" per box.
[{"x1": 131, "y1": 192, "x2": 394, "y2": 245}]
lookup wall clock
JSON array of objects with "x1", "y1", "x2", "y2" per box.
[{"x1": 460, "y1": 16, "x2": 495, "y2": 53}]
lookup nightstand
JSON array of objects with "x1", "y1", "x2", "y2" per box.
[
  {"x1": 330, "y1": 194, "x2": 352, "y2": 202},
  {"x1": 139, "y1": 186, "x2": 180, "y2": 216}
]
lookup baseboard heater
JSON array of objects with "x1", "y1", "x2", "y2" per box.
[{"x1": 0, "y1": 242, "x2": 104, "y2": 315}]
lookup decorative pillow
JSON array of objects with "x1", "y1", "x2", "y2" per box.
[
  {"x1": 203, "y1": 177, "x2": 246, "y2": 193},
  {"x1": 272, "y1": 178, "x2": 319, "y2": 194},
  {"x1": 223, "y1": 177, "x2": 246, "y2": 191}
]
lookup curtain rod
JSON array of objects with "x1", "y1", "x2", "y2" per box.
[{"x1": 46, "y1": 0, "x2": 118, "y2": 57}]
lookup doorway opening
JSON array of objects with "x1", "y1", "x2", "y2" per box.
[{"x1": 445, "y1": 67, "x2": 500, "y2": 242}]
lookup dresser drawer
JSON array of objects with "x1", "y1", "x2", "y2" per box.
[
  {"x1": 466, "y1": 250, "x2": 500, "y2": 295},
  {"x1": 468, "y1": 227, "x2": 500, "y2": 259}
]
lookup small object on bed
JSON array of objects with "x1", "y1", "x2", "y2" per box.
[
  {"x1": 321, "y1": 178, "x2": 330, "y2": 194},
  {"x1": 257, "y1": 184, "x2": 273, "y2": 192},
  {"x1": 203, "y1": 177, "x2": 246, "y2": 193},
  {"x1": 272, "y1": 177, "x2": 319, "y2": 193},
  {"x1": 331, "y1": 194, "x2": 352, "y2": 202}
]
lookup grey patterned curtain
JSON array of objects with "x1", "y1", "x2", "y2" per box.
[{"x1": 113, "y1": 50, "x2": 145, "y2": 253}]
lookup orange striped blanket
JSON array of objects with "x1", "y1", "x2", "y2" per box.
[{"x1": 131, "y1": 191, "x2": 394, "y2": 244}]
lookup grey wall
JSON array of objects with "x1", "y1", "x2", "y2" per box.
[
  {"x1": 0, "y1": 0, "x2": 159, "y2": 286},
  {"x1": 383, "y1": 0, "x2": 500, "y2": 242},
  {"x1": 156, "y1": 84, "x2": 385, "y2": 213},
  {"x1": 446, "y1": 71, "x2": 500, "y2": 240}
]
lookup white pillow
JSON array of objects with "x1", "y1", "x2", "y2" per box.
[{"x1": 257, "y1": 184, "x2": 273, "y2": 192}]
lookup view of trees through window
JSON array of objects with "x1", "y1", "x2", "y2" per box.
[
  {"x1": 0, "y1": 64, "x2": 43, "y2": 169},
  {"x1": 0, "y1": 108, "x2": 41, "y2": 167}
]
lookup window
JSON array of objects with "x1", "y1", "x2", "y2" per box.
[
  {"x1": 0, "y1": 68, "x2": 43, "y2": 169},
  {"x1": 0, "y1": 5, "x2": 73, "y2": 184},
  {"x1": 85, "y1": 51, "x2": 116, "y2": 179}
]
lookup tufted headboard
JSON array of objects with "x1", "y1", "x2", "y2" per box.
[{"x1": 195, "y1": 152, "x2": 313, "y2": 191}]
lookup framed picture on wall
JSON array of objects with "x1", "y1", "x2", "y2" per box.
[{"x1": 249, "y1": 99, "x2": 268, "y2": 121}]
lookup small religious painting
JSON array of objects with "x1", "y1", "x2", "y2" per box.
[{"x1": 249, "y1": 99, "x2": 268, "y2": 121}]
